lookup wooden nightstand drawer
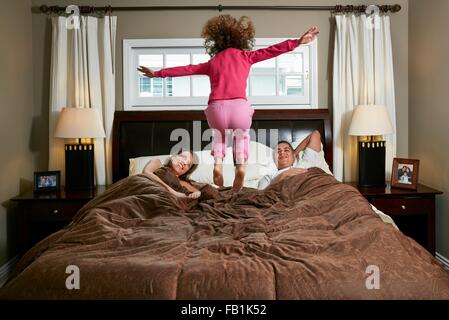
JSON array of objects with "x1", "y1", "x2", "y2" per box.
[
  {"x1": 370, "y1": 197, "x2": 434, "y2": 216},
  {"x1": 23, "y1": 201, "x2": 84, "y2": 222},
  {"x1": 11, "y1": 186, "x2": 108, "y2": 252},
  {"x1": 344, "y1": 182, "x2": 442, "y2": 256}
]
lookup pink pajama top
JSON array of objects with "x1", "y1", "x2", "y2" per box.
[{"x1": 153, "y1": 39, "x2": 300, "y2": 103}]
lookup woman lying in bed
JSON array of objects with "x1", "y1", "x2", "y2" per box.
[{"x1": 142, "y1": 149, "x2": 202, "y2": 199}]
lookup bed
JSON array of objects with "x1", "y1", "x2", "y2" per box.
[{"x1": 2, "y1": 109, "x2": 449, "y2": 299}]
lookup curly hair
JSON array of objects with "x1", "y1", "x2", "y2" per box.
[{"x1": 201, "y1": 15, "x2": 256, "y2": 57}]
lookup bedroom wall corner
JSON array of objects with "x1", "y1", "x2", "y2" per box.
[
  {"x1": 409, "y1": 0, "x2": 449, "y2": 260},
  {"x1": 0, "y1": 0, "x2": 35, "y2": 266},
  {"x1": 382, "y1": 0, "x2": 409, "y2": 158}
]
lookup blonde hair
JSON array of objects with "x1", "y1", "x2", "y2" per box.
[{"x1": 164, "y1": 149, "x2": 199, "y2": 180}]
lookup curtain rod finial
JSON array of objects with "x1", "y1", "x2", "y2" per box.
[
  {"x1": 392, "y1": 4, "x2": 402, "y2": 13},
  {"x1": 40, "y1": 5, "x2": 49, "y2": 13}
]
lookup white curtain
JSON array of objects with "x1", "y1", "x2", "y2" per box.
[
  {"x1": 333, "y1": 14, "x2": 397, "y2": 182},
  {"x1": 49, "y1": 15, "x2": 117, "y2": 185}
]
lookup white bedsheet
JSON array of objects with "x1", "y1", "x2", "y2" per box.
[{"x1": 371, "y1": 204, "x2": 399, "y2": 230}]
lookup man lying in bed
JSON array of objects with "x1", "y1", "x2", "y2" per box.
[{"x1": 258, "y1": 130, "x2": 322, "y2": 189}]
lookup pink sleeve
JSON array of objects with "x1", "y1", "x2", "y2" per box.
[
  {"x1": 153, "y1": 62, "x2": 209, "y2": 78},
  {"x1": 245, "y1": 39, "x2": 300, "y2": 64}
]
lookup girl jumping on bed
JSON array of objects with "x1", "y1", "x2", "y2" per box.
[{"x1": 138, "y1": 15, "x2": 319, "y2": 191}]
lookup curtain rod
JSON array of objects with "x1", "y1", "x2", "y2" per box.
[{"x1": 38, "y1": 4, "x2": 402, "y2": 15}]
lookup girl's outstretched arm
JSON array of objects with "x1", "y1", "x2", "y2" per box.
[
  {"x1": 298, "y1": 27, "x2": 319, "y2": 45},
  {"x1": 245, "y1": 27, "x2": 319, "y2": 64},
  {"x1": 245, "y1": 39, "x2": 300, "y2": 65},
  {"x1": 138, "y1": 62, "x2": 209, "y2": 78},
  {"x1": 137, "y1": 65, "x2": 155, "y2": 77}
]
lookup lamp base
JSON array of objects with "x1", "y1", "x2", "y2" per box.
[
  {"x1": 358, "y1": 141, "x2": 386, "y2": 188},
  {"x1": 65, "y1": 143, "x2": 95, "y2": 191}
]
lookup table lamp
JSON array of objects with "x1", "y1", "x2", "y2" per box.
[
  {"x1": 348, "y1": 105, "x2": 394, "y2": 187},
  {"x1": 54, "y1": 107, "x2": 106, "y2": 191}
]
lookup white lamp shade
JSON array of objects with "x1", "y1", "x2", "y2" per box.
[
  {"x1": 54, "y1": 107, "x2": 106, "y2": 138},
  {"x1": 348, "y1": 105, "x2": 394, "y2": 136}
]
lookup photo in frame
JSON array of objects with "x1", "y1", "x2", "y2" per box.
[
  {"x1": 391, "y1": 158, "x2": 419, "y2": 190},
  {"x1": 33, "y1": 171, "x2": 61, "y2": 193}
]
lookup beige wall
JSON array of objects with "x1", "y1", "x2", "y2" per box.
[
  {"x1": 0, "y1": 0, "x2": 34, "y2": 265},
  {"x1": 409, "y1": 0, "x2": 449, "y2": 258},
  {"x1": 31, "y1": 0, "x2": 409, "y2": 173}
]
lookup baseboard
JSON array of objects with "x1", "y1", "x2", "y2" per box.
[
  {"x1": 0, "y1": 255, "x2": 20, "y2": 288},
  {"x1": 436, "y1": 252, "x2": 449, "y2": 271}
]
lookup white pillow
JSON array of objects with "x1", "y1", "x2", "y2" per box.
[
  {"x1": 129, "y1": 154, "x2": 171, "y2": 176},
  {"x1": 291, "y1": 139, "x2": 333, "y2": 175},
  {"x1": 191, "y1": 141, "x2": 277, "y2": 186},
  {"x1": 128, "y1": 141, "x2": 276, "y2": 188},
  {"x1": 242, "y1": 179, "x2": 261, "y2": 189}
]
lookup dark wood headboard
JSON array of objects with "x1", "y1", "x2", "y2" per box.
[{"x1": 112, "y1": 109, "x2": 332, "y2": 182}]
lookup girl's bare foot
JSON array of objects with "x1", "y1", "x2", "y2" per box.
[
  {"x1": 213, "y1": 162, "x2": 224, "y2": 187},
  {"x1": 232, "y1": 164, "x2": 245, "y2": 192}
]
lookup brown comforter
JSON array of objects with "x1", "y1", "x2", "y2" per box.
[{"x1": 2, "y1": 168, "x2": 449, "y2": 299}]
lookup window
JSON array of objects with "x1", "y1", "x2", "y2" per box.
[
  {"x1": 139, "y1": 77, "x2": 169, "y2": 97},
  {"x1": 124, "y1": 38, "x2": 317, "y2": 110}
]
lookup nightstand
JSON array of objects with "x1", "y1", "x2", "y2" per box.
[
  {"x1": 346, "y1": 182, "x2": 442, "y2": 255},
  {"x1": 11, "y1": 185, "x2": 108, "y2": 252}
]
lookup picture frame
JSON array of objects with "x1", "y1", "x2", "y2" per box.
[
  {"x1": 33, "y1": 171, "x2": 61, "y2": 193},
  {"x1": 391, "y1": 158, "x2": 419, "y2": 190}
]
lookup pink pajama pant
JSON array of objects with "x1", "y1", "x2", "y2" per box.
[{"x1": 204, "y1": 98, "x2": 254, "y2": 164}]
